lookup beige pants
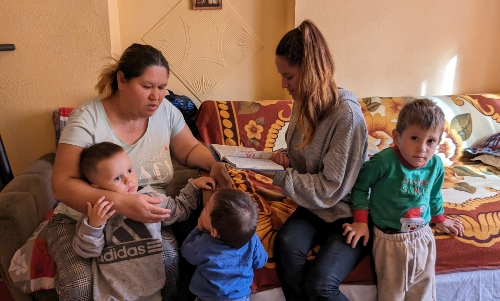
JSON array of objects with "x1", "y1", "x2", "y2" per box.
[{"x1": 373, "y1": 225, "x2": 436, "y2": 301}]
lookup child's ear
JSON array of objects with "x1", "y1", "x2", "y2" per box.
[
  {"x1": 210, "y1": 228, "x2": 219, "y2": 239},
  {"x1": 392, "y1": 129, "x2": 399, "y2": 145}
]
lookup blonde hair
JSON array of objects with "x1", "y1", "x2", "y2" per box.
[
  {"x1": 95, "y1": 43, "x2": 170, "y2": 99},
  {"x1": 276, "y1": 20, "x2": 338, "y2": 148},
  {"x1": 95, "y1": 57, "x2": 119, "y2": 99}
]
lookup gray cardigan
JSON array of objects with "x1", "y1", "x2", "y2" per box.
[{"x1": 273, "y1": 88, "x2": 368, "y2": 223}]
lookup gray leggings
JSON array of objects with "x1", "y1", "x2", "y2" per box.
[{"x1": 47, "y1": 213, "x2": 179, "y2": 301}]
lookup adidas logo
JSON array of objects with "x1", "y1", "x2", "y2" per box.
[
  {"x1": 97, "y1": 238, "x2": 162, "y2": 264},
  {"x1": 97, "y1": 218, "x2": 163, "y2": 264}
]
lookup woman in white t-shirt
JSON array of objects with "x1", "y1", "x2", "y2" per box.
[{"x1": 47, "y1": 43, "x2": 231, "y2": 301}]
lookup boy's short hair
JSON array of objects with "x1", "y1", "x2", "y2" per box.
[
  {"x1": 210, "y1": 188, "x2": 258, "y2": 249},
  {"x1": 396, "y1": 98, "x2": 445, "y2": 135},
  {"x1": 80, "y1": 142, "x2": 124, "y2": 182}
]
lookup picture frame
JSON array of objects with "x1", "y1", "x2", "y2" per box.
[{"x1": 192, "y1": 0, "x2": 222, "y2": 10}]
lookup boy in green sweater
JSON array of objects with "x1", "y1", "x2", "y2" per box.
[{"x1": 343, "y1": 98, "x2": 464, "y2": 301}]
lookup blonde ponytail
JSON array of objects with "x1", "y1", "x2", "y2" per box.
[{"x1": 95, "y1": 57, "x2": 119, "y2": 100}]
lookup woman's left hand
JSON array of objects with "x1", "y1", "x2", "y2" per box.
[
  {"x1": 210, "y1": 162, "x2": 232, "y2": 188},
  {"x1": 270, "y1": 150, "x2": 290, "y2": 168}
]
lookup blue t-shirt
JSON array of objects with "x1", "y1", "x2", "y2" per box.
[{"x1": 181, "y1": 228, "x2": 268, "y2": 300}]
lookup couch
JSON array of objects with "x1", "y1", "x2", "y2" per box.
[
  {"x1": 0, "y1": 153, "x2": 59, "y2": 301},
  {"x1": 195, "y1": 94, "x2": 500, "y2": 300},
  {"x1": 2, "y1": 93, "x2": 500, "y2": 300}
]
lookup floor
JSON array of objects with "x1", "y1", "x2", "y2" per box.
[{"x1": 0, "y1": 280, "x2": 14, "y2": 301}]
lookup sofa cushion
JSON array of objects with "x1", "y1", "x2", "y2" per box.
[
  {"x1": 53, "y1": 107, "x2": 74, "y2": 147},
  {"x1": 9, "y1": 209, "x2": 56, "y2": 293}
]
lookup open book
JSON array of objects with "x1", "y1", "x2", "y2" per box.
[{"x1": 210, "y1": 144, "x2": 284, "y2": 171}]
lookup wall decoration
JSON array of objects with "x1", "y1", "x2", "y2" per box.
[
  {"x1": 192, "y1": 0, "x2": 222, "y2": 10},
  {"x1": 143, "y1": 0, "x2": 263, "y2": 102}
]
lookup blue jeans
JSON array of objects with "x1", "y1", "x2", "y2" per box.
[{"x1": 275, "y1": 207, "x2": 366, "y2": 301}]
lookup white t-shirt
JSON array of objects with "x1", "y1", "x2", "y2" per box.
[{"x1": 55, "y1": 98, "x2": 185, "y2": 219}]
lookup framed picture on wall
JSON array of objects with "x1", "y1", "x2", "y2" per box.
[{"x1": 192, "y1": 0, "x2": 222, "y2": 10}]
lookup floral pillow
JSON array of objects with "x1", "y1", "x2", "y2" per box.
[
  {"x1": 464, "y1": 133, "x2": 500, "y2": 156},
  {"x1": 8, "y1": 209, "x2": 56, "y2": 293}
]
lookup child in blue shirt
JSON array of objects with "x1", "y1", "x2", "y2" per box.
[
  {"x1": 181, "y1": 188, "x2": 268, "y2": 301},
  {"x1": 343, "y1": 98, "x2": 464, "y2": 301}
]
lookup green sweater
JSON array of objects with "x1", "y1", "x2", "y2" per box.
[{"x1": 351, "y1": 147, "x2": 445, "y2": 231}]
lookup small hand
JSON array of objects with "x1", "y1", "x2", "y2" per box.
[
  {"x1": 191, "y1": 177, "x2": 216, "y2": 190},
  {"x1": 87, "y1": 196, "x2": 116, "y2": 228},
  {"x1": 435, "y1": 218, "x2": 464, "y2": 236},
  {"x1": 270, "y1": 150, "x2": 290, "y2": 169},
  {"x1": 342, "y1": 222, "x2": 370, "y2": 248},
  {"x1": 210, "y1": 162, "x2": 232, "y2": 188}
]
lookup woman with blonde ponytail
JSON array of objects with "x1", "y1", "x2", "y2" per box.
[
  {"x1": 260, "y1": 20, "x2": 368, "y2": 300},
  {"x1": 47, "y1": 43, "x2": 231, "y2": 300}
]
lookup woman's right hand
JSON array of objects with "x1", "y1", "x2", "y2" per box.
[{"x1": 118, "y1": 194, "x2": 171, "y2": 223}]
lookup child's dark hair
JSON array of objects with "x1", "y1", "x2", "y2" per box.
[
  {"x1": 396, "y1": 98, "x2": 445, "y2": 135},
  {"x1": 210, "y1": 188, "x2": 258, "y2": 248},
  {"x1": 79, "y1": 142, "x2": 124, "y2": 182}
]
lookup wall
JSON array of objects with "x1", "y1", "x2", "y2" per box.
[
  {"x1": 0, "y1": 0, "x2": 110, "y2": 175},
  {"x1": 2, "y1": 0, "x2": 500, "y2": 175},
  {"x1": 116, "y1": 0, "x2": 294, "y2": 105},
  {"x1": 296, "y1": 0, "x2": 500, "y2": 98}
]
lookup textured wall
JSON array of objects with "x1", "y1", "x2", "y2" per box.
[
  {"x1": 0, "y1": 0, "x2": 110, "y2": 175},
  {"x1": 296, "y1": 0, "x2": 500, "y2": 98},
  {"x1": 2, "y1": 0, "x2": 500, "y2": 175},
  {"x1": 117, "y1": 0, "x2": 294, "y2": 105}
]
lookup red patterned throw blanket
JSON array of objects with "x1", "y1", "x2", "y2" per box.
[
  {"x1": 196, "y1": 95, "x2": 500, "y2": 292},
  {"x1": 196, "y1": 100, "x2": 376, "y2": 292}
]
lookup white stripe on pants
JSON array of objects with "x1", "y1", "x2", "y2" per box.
[{"x1": 373, "y1": 225, "x2": 436, "y2": 301}]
